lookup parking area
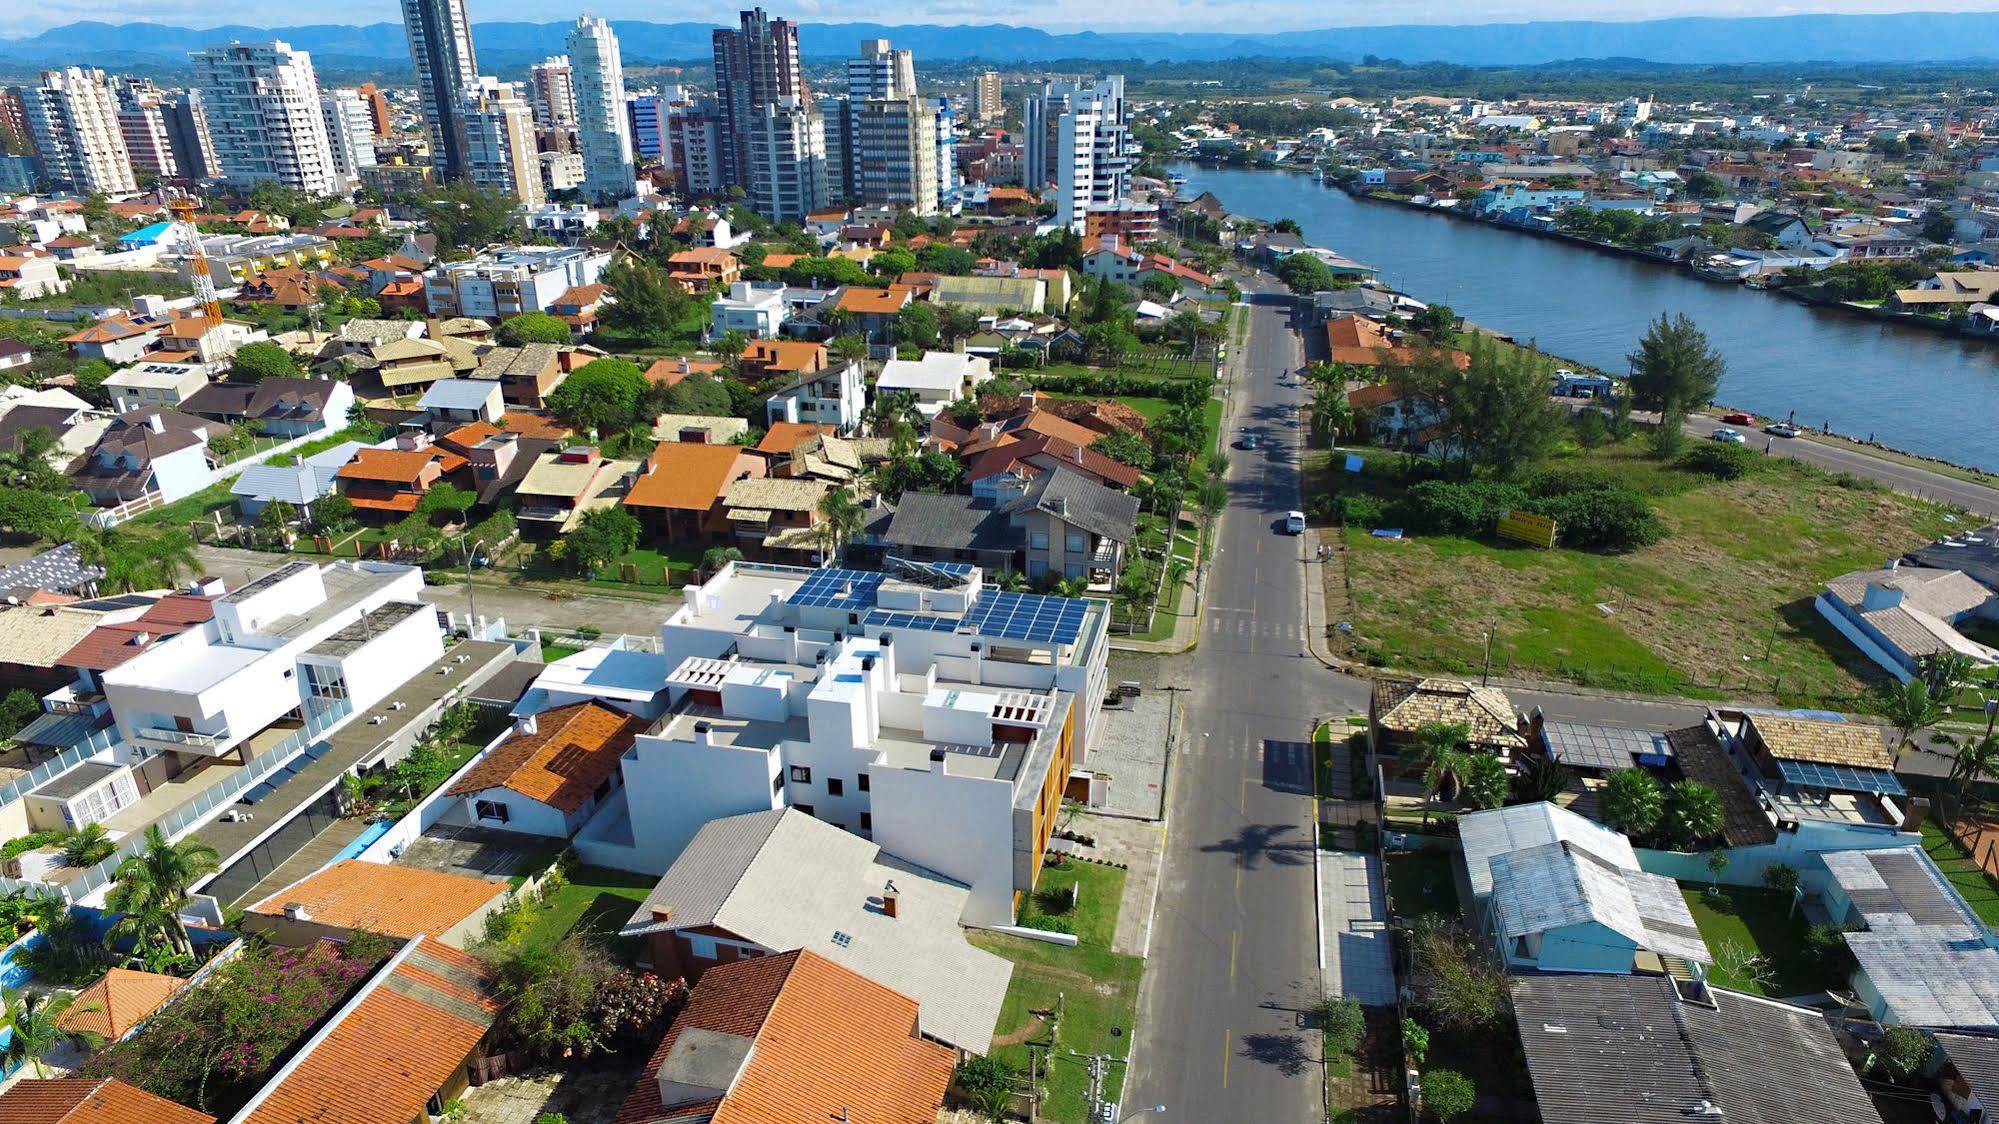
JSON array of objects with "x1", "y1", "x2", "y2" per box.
[
  {"x1": 1086, "y1": 677, "x2": 1174, "y2": 820},
  {"x1": 394, "y1": 823, "x2": 561, "y2": 883}
]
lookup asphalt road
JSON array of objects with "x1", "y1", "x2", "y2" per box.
[{"x1": 1681, "y1": 417, "x2": 1999, "y2": 516}]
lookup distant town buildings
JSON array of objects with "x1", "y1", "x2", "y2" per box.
[{"x1": 190, "y1": 41, "x2": 341, "y2": 196}]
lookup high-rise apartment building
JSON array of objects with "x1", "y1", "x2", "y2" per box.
[
  {"x1": 745, "y1": 99, "x2": 825, "y2": 223},
  {"x1": 190, "y1": 41, "x2": 341, "y2": 195},
  {"x1": 855, "y1": 96, "x2": 936, "y2": 215},
  {"x1": 116, "y1": 86, "x2": 178, "y2": 181},
  {"x1": 667, "y1": 100, "x2": 726, "y2": 195},
  {"x1": 21, "y1": 68, "x2": 136, "y2": 195},
  {"x1": 1029, "y1": 76, "x2": 1132, "y2": 233},
  {"x1": 162, "y1": 92, "x2": 219, "y2": 182},
  {"x1": 971, "y1": 71, "x2": 1002, "y2": 123},
  {"x1": 934, "y1": 96, "x2": 960, "y2": 210},
  {"x1": 628, "y1": 92, "x2": 669, "y2": 163},
  {"x1": 355, "y1": 82, "x2": 394, "y2": 137},
  {"x1": 321, "y1": 88, "x2": 379, "y2": 186},
  {"x1": 398, "y1": 0, "x2": 479, "y2": 180},
  {"x1": 831, "y1": 37, "x2": 927, "y2": 205},
  {"x1": 567, "y1": 17, "x2": 634, "y2": 204},
  {"x1": 529, "y1": 56, "x2": 576, "y2": 132},
  {"x1": 817, "y1": 93, "x2": 852, "y2": 203},
  {"x1": 457, "y1": 77, "x2": 541, "y2": 205},
  {"x1": 712, "y1": 7, "x2": 805, "y2": 188},
  {"x1": 848, "y1": 38, "x2": 915, "y2": 103}
]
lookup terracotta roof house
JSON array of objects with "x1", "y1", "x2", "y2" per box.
[
  {"x1": 1325, "y1": 314, "x2": 1469, "y2": 370},
  {"x1": 55, "y1": 968, "x2": 185, "y2": 1043},
  {"x1": 548, "y1": 282, "x2": 607, "y2": 333},
  {"x1": 963, "y1": 430, "x2": 1142, "y2": 493},
  {"x1": 958, "y1": 409, "x2": 1104, "y2": 458},
  {"x1": 612, "y1": 950, "x2": 954, "y2": 1124},
  {"x1": 754, "y1": 421, "x2": 835, "y2": 459},
  {"x1": 237, "y1": 938, "x2": 501, "y2": 1124},
  {"x1": 443, "y1": 701, "x2": 646, "y2": 837},
  {"x1": 0, "y1": 1078, "x2": 213, "y2": 1124},
  {"x1": 235, "y1": 266, "x2": 328, "y2": 310},
  {"x1": 333, "y1": 446, "x2": 467, "y2": 518},
  {"x1": 737, "y1": 338, "x2": 826, "y2": 381},
  {"x1": 832, "y1": 285, "x2": 913, "y2": 339},
  {"x1": 442, "y1": 426, "x2": 561, "y2": 506},
  {"x1": 472, "y1": 343, "x2": 566, "y2": 408},
  {"x1": 624, "y1": 442, "x2": 765, "y2": 543},
  {"x1": 56, "y1": 593, "x2": 215, "y2": 678},
  {"x1": 242, "y1": 860, "x2": 507, "y2": 948},
  {"x1": 651, "y1": 414, "x2": 750, "y2": 445},
  {"x1": 514, "y1": 446, "x2": 639, "y2": 537},
  {"x1": 496, "y1": 411, "x2": 574, "y2": 441},
  {"x1": 1368, "y1": 677, "x2": 1527, "y2": 760},
  {"x1": 643, "y1": 356, "x2": 725, "y2": 387},
  {"x1": 667, "y1": 248, "x2": 741, "y2": 290}
]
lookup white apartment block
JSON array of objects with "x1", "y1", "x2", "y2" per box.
[
  {"x1": 190, "y1": 40, "x2": 342, "y2": 196},
  {"x1": 710, "y1": 280, "x2": 789, "y2": 338},
  {"x1": 746, "y1": 99, "x2": 827, "y2": 224},
  {"x1": 537, "y1": 152, "x2": 586, "y2": 197},
  {"x1": 459, "y1": 78, "x2": 543, "y2": 206},
  {"x1": 972, "y1": 71, "x2": 1003, "y2": 123},
  {"x1": 423, "y1": 245, "x2": 612, "y2": 318},
  {"x1": 856, "y1": 96, "x2": 938, "y2": 216},
  {"x1": 529, "y1": 55, "x2": 577, "y2": 132},
  {"x1": 22, "y1": 68, "x2": 137, "y2": 195},
  {"x1": 101, "y1": 561, "x2": 441, "y2": 765},
  {"x1": 117, "y1": 101, "x2": 178, "y2": 181},
  {"x1": 847, "y1": 39, "x2": 916, "y2": 103},
  {"x1": 567, "y1": 17, "x2": 636, "y2": 205},
  {"x1": 565, "y1": 560, "x2": 1111, "y2": 927},
  {"x1": 667, "y1": 102, "x2": 726, "y2": 195},
  {"x1": 320, "y1": 88, "x2": 378, "y2": 186},
  {"x1": 1052, "y1": 76, "x2": 1132, "y2": 234}
]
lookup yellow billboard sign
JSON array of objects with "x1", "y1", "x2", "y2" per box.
[{"x1": 1496, "y1": 509, "x2": 1557, "y2": 548}]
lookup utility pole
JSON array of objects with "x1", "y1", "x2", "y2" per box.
[{"x1": 1480, "y1": 614, "x2": 1498, "y2": 686}]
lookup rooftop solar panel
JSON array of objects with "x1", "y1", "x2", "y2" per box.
[
  {"x1": 1542, "y1": 722, "x2": 1674, "y2": 771},
  {"x1": 1775, "y1": 757, "x2": 1907, "y2": 796},
  {"x1": 961, "y1": 590, "x2": 1088, "y2": 645},
  {"x1": 863, "y1": 609, "x2": 959, "y2": 633},
  {"x1": 788, "y1": 567, "x2": 886, "y2": 610}
]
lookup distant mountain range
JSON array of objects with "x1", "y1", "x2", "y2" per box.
[{"x1": 6, "y1": 11, "x2": 1999, "y2": 72}]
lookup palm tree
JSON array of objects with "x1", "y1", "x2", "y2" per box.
[
  {"x1": 1405, "y1": 721, "x2": 1472, "y2": 827},
  {"x1": 1662, "y1": 781, "x2": 1723, "y2": 849},
  {"x1": 1878, "y1": 676, "x2": 1950, "y2": 766},
  {"x1": 59, "y1": 824, "x2": 114, "y2": 868},
  {"x1": 1513, "y1": 756, "x2": 1571, "y2": 805},
  {"x1": 1951, "y1": 733, "x2": 1999, "y2": 797},
  {"x1": 106, "y1": 825, "x2": 219, "y2": 958},
  {"x1": 1053, "y1": 576, "x2": 1089, "y2": 599},
  {"x1": 2, "y1": 989, "x2": 97, "y2": 1077},
  {"x1": 73, "y1": 526, "x2": 199, "y2": 594},
  {"x1": 1602, "y1": 768, "x2": 1664, "y2": 837},
  {"x1": 0, "y1": 426, "x2": 63, "y2": 490},
  {"x1": 1457, "y1": 753, "x2": 1509, "y2": 811},
  {"x1": 815, "y1": 486, "x2": 863, "y2": 564},
  {"x1": 1917, "y1": 651, "x2": 1978, "y2": 703}
]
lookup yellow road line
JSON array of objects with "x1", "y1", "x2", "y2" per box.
[
  {"x1": 1222, "y1": 1029, "x2": 1232, "y2": 1088},
  {"x1": 1230, "y1": 929, "x2": 1239, "y2": 978}
]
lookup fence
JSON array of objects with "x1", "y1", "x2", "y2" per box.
[
  {"x1": 86, "y1": 419, "x2": 349, "y2": 529},
  {"x1": 63, "y1": 696, "x2": 353, "y2": 901},
  {"x1": 0, "y1": 726, "x2": 119, "y2": 813}
]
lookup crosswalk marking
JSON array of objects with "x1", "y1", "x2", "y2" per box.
[{"x1": 1206, "y1": 618, "x2": 1303, "y2": 640}]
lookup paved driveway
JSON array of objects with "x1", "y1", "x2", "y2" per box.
[{"x1": 1320, "y1": 851, "x2": 1396, "y2": 1006}]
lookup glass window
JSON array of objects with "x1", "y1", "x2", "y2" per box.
[
  {"x1": 789, "y1": 765, "x2": 812, "y2": 784},
  {"x1": 858, "y1": 773, "x2": 870, "y2": 792},
  {"x1": 1030, "y1": 531, "x2": 1050, "y2": 550},
  {"x1": 1065, "y1": 533, "x2": 1086, "y2": 553},
  {"x1": 474, "y1": 799, "x2": 510, "y2": 823},
  {"x1": 794, "y1": 803, "x2": 816, "y2": 817},
  {"x1": 827, "y1": 778, "x2": 844, "y2": 796}
]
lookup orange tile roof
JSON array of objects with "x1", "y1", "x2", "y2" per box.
[
  {"x1": 631, "y1": 442, "x2": 754, "y2": 511},
  {"x1": 438, "y1": 421, "x2": 501, "y2": 455},
  {"x1": 756, "y1": 421, "x2": 833, "y2": 457},
  {"x1": 341, "y1": 488, "x2": 423, "y2": 513},
  {"x1": 834, "y1": 286, "x2": 910, "y2": 315},
  {"x1": 643, "y1": 357, "x2": 724, "y2": 386},
  {"x1": 615, "y1": 950, "x2": 951, "y2": 1124},
  {"x1": 241, "y1": 941, "x2": 499, "y2": 1124},
  {"x1": 0, "y1": 1078, "x2": 214, "y2": 1124},
  {"x1": 760, "y1": 253, "x2": 804, "y2": 269},
  {"x1": 56, "y1": 969, "x2": 185, "y2": 1042},
  {"x1": 334, "y1": 447, "x2": 464, "y2": 484},
  {"x1": 246, "y1": 860, "x2": 503, "y2": 940},
  {"x1": 497, "y1": 412, "x2": 574, "y2": 441},
  {"x1": 668, "y1": 247, "x2": 739, "y2": 267},
  {"x1": 445, "y1": 702, "x2": 645, "y2": 812},
  {"x1": 739, "y1": 338, "x2": 824, "y2": 373}
]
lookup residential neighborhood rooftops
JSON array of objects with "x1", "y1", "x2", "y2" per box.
[
  {"x1": 1489, "y1": 837, "x2": 1710, "y2": 964},
  {"x1": 626, "y1": 443, "x2": 756, "y2": 512},
  {"x1": 446, "y1": 701, "x2": 645, "y2": 812},
  {"x1": 245, "y1": 860, "x2": 505, "y2": 940},
  {"x1": 0, "y1": 1078, "x2": 214, "y2": 1124},
  {"x1": 1740, "y1": 711, "x2": 1893, "y2": 770},
  {"x1": 1371, "y1": 677, "x2": 1526, "y2": 749}
]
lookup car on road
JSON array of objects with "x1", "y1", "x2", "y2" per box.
[
  {"x1": 1722, "y1": 411, "x2": 1756, "y2": 425},
  {"x1": 1284, "y1": 511, "x2": 1307, "y2": 534},
  {"x1": 1763, "y1": 422, "x2": 1802, "y2": 438},
  {"x1": 1237, "y1": 432, "x2": 1259, "y2": 450},
  {"x1": 1710, "y1": 427, "x2": 1747, "y2": 444}
]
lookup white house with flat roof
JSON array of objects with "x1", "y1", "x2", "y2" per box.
[
  {"x1": 100, "y1": 561, "x2": 440, "y2": 766},
  {"x1": 875, "y1": 352, "x2": 993, "y2": 419},
  {"x1": 709, "y1": 280, "x2": 790, "y2": 339},
  {"x1": 103, "y1": 361, "x2": 210, "y2": 415},
  {"x1": 559, "y1": 560, "x2": 1110, "y2": 926}
]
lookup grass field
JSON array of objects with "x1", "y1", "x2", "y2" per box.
[
  {"x1": 1680, "y1": 884, "x2": 1833, "y2": 996},
  {"x1": 519, "y1": 865, "x2": 658, "y2": 961},
  {"x1": 1322, "y1": 439, "x2": 1962, "y2": 705},
  {"x1": 1921, "y1": 820, "x2": 1999, "y2": 926},
  {"x1": 974, "y1": 861, "x2": 1144, "y2": 1124},
  {"x1": 1382, "y1": 849, "x2": 1460, "y2": 922}
]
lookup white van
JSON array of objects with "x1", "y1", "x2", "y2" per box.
[{"x1": 1284, "y1": 511, "x2": 1307, "y2": 534}]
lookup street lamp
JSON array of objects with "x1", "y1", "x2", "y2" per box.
[
  {"x1": 1117, "y1": 1107, "x2": 1166, "y2": 1122},
  {"x1": 459, "y1": 534, "x2": 488, "y2": 637}
]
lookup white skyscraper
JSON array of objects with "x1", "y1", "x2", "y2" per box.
[
  {"x1": 746, "y1": 99, "x2": 825, "y2": 223},
  {"x1": 847, "y1": 38, "x2": 915, "y2": 103},
  {"x1": 189, "y1": 41, "x2": 341, "y2": 195},
  {"x1": 321, "y1": 88, "x2": 378, "y2": 186},
  {"x1": 856, "y1": 96, "x2": 936, "y2": 216},
  {"x1": 21, "y1": 68, "x2": 136, "y2": 195},
  {"x1": 566, "y1": 17, "x2": 634, "y2": 204},
  {"x1": 1046, "y1": 76, "x2": 1132, "y2": 234},
  {"x1": 458, "y1": 77, "x2": 542, "y2": 205},
  {"x1": 399, "y1": 0, "x2": 480, "y2": 180}
]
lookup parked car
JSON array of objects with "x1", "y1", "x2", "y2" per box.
[
  {"x1": 1285, "y1": 510, "x2": 1307, "y2": 534},
  {"x1": 1710, "y1": 427, "x2": 1746, "y2": 444},
  {"x1": 1722, "y1": 411, "x2": 1756, "y2": 425},
  {"x1": 1763, "y1": 422, "x2": 1802, "y2": 438}
]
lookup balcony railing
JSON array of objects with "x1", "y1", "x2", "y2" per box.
[{"x1": 134, "y1": 726, "x2": 229, "y2": 750}]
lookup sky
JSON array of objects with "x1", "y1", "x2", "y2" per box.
[{"x1": 8, "y1": 0, "x2": 1999, "y2": 35}]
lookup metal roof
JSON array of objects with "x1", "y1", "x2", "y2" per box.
[
  {"x1": 1775, "y1": 758, "x2": 1906, "y2": 795},
  {"x1": 1542, "y1": 721, "x2": 1673, "y2": 771}
]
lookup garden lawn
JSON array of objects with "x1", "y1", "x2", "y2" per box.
[
  {"x1": 1330, "y1": 441, "x2": 1962, "y2": 705},
  {"x1": 1921, "y1": 820, "x2": 1999, "y2": 926},
  {"x1": 1015, "y1": 859, "x2": 1123, "y2": 945},
  {"x1": 1382, "y1": 849, "x2": 1460, "y2": 922},
  {"x1": 540, "y1": 641, "x2": 582, "y2": 662},
  {"x1": 973, "y1": 861, "x2": 1143, "y2": 1124},
  {"x1": 1679, "y1": 884, "x2": 1834, "y2": 997},
  {"x1": 589, "y1": 544, "x2": 705, "y2": 590},
  {"x1": 520, "y1": 865, "x2": 659, "y2": 961}
]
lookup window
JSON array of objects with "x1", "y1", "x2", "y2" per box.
[
  {"x1": 1065, "y1": 533, "x2": 1086, "y2": 553},
  {"x1": 857, "y1": 773, "x2": 870, "y2": 792},
  {"x1": 1029, "y1": 531, "x2": 1050, "y2": 550},
  {"x1": 474, "y1": 799, "x2": 510, "y2": 823},
  {"x1": 789, "y1": 765, "x2": 812, "y2": 784},
  {"x1": 794, "y1": 803, "x2": 815, "y2": 817},
  {"x1": 860, "y1": 811, "x2": 872, "y2": 830},
  {"x1": 772, "y1": 772, "x2": 784, "y2": 795},
  {"x1": 826, "y1": 777, "x2": 844, "y2": 796}
]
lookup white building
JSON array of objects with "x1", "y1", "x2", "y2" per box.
[
  {"x1": 971, "y1": 71, "x2": 1003, "y2": 123},
  {"x1": 117, "y1": 98, "x2": 179, "y2": 181},
  {"x1": 538, "y1": 152, "x2": 585, "y2": 196},
  {"x1": 21, "y1": 68, "x2": 137, "y2": 195},
  {"x1": 875, "y1": 351, "x2": 994, "y2": 419},
  {"x1": 423, "y1": 245, "x2": 612, "y2": 318},
  {"x1": 746, "y1": 99, "x2": 827, "y2": 224},
  {"x1": 458, "y1": 78, "x2": 543, "y2": 206},
  {"x1": 101, "y1": 561, "x2": 441, "y2": 765},
  {"x1": 564, "y1": 560, "x2": 1112, "y2": 929},
  {"x1": 1050, "y1": 77, "x2": 1132, "y2": 234},
  {"x1": 102, "y1": 361, "x2": 209, "y2": 415},
  {"x1": 567, "y1": 17, "x2": 636, "y2": 205},
  {"x1": 529, "y1": 55, "x2": 577, "y2": 133},
  {"x1": 190, "y1": 40, "x2": 342, "y2": 196},
  {"x1": 856, "y1": 96, "x2": 938, "y2": 216},
  {"x1": 710, "y1": 280, "x2": 790, "y2": 338},
  {"x1": 319, "y1": 88, "x2": 378, "y2": 186},
  {"x1": 764, "y1": 359, "x2": 864, "y2": 433}
]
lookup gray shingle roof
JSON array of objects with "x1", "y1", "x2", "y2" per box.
[
  {"x1": 0, "y1": 543, "x2": 103, "y2": 597},
  {"x1": 1003, "y1": 466, "x2": 1140, "y2": 543},
  {"x1": 1512, "y1": 974, "x2": 1883, "y2": 1124},
  {"x1": 879, "y1": 492, "x2": 1014, "y2": 553}
]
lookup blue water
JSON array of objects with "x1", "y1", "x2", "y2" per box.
[
  {"x1": 335, "y1": 820, "x2": 395, "y2": 862},
  {"x1": 1172, "y1": 162, "x2": 1999, "y2": 471}
]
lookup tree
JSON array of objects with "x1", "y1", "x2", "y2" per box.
[
  {"x1": 893, "y1": 302, "x2": 938, "y2": 348},
  {"x1": 1917, "y1": 651, "x2": 1978, "y2": 703},
  {"x1": 2, "y1": 989, "x2": 96, "y2": 1078},
  {"x1": 1921, "y1": 209, "x2": 1958, "y2": 245},
  {"x1": 1762, "y1": 862, "x2": 1801, "y2": 896},
  {"x1": 830, "y1": 332, "x2": 869, "y2": 363},
  {"x1": 106, "y1": 825, "x2": 219, "y2": 957},
  {"x1": 816, "y1": 486, "x2": 862, "y2": 561},
  {"x1": 307, "y1": 493, "x2": 354, "y2": 534},
  {"x1": 496, "y1": 311, "x2": 572, "y2": 346},
  {"x1": 0, "y1": 688, "x2": 38, "y2": 740},
  {"x1": 1410, "y1": 917, "x2": 1510, "y2": 1031},
  {"x1": 60, "y1": 823, "x2": 114, "y2": 867},
  {"x1": 1308, "y1": 380, "x2": 1353, "y2": 448},
  {"x1": 418, "y1": 180, "x2": 521, "y2": 255},
  {"x1": 1444, "y1": 337, "x2": 1564, "y2": 479},
  {"x1": 75, "y1": 526, "x2": 198, "y2": 594},
  {"x1": 547, "y1": 358, "x2": 648, "y2": 433},
  {"x1": 565, "y1": 507, "x2": 640, "y2": 574},
  {"x1": 1275, "y1": 253, "x2": 1336, "y2": 294},
  {"x1": 0, "y1": 425, "x2": 66, "y2": 490},
  {"x1": 1684, "y1": 171, "x2": 1726, "y2": 200},
  {"x1": 1141, "y1": 270, "x2": 1183, "y2": 301},
  {"x1": 1705, "y1": 848, "x2": 1730, "y2": 889},
  {"x1": 597, "y1": 259, "x2": 690, "y2": 347},
  {"x1": 1661, "y1": 780, "x2": 1723, "y2": 848},
  {"x1": 485, "y1": 934, "x2": 616, "y2": 1059},
  {"x1": 1513, "y1": 756, "x2": 1569, "y2": 804},
  {"x1": 1873, "y1": 1025, "x2": 1935, "y2": 1083},
  {"x1": 417, "y1": 482, "x2": 476, "y2": 521},
  {"x1": 71, "y1": 359, "x2": 113, "y2": 407},
  {"x1": 1406, "y1": 721, "x2": 1471, "y2": 826},
  {"x1": 1422, "y1": 1069, "x2": 1476, "y2": 1123},
  {"x1": 1603, "y1": 768, "x2": 1664, "y2": 836},
  {"x1": 1456, "y1": 752, "x2": 1508, "y2": 811},
  {"x1": 1877, "y1": 676, "x2": 1949, "y2": 766},
  {"x1": 1951, "y1": 733, "x2": 1999, "y2": 797},
  {"x1": 1271, "y1": 217, "x2": 1303, "y2": 235},
  {"x1": 229, "y1": 341, "x2": 301, "y2": 382},
  {"x1": 1626, "y1": 314, "x2": 1725, "y2": 446},
  {"x1": 1411, "y1": 303, "x2": 1458, "y2": 338},
  {"x1": 661, "y1": 374, "x2": 734, "y2": 418}
]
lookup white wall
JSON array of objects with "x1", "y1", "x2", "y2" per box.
[
  {"x1": 868, "y1": 757, "x2": 1017, "y2": 926},
  {"x1": 323, "y1": 608, "x2": 446, "y2": 711},
  {"x1": 622, "y1": 734, "x2": 783, "y2": 873},
  {"x1": 455, "y1": 788, "x2": 571, "y2": 838}
]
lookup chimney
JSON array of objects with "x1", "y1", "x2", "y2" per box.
[
  {"x1": 878, "y1": 633, "x2": 896, "y2": 683},
  {"x1": 650, "y1": 904, "x2": 672, "y2": 923},
  {"x1": 282, "y1": 903, "x2": 309, "y2": 921},
  {"x1": 881, "y1": 880, "x2": 899, "y2": 919},
  {"x1": 693, "y1": 720, "x2": 712, "y2": 748},
  {"x1": 146, "y1": 412, "x2": 166, "y2": 434},
  {"x1": 968, "y1": 642, "x2": 983, "y2": 685},
  {"x1": 517, "y1": 712, "x2": 539, "y2": 736},
  {"x1": 1861, "y1": 582, "x2": 1904, "y2": 612},
  {"x1": 784, "y1": 624, "x2": 799, "y2": 663},
  {"x1": 682, "y1": 584, "x2": 703, "y2": 618}
]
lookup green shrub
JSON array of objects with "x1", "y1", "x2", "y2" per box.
[
  {"x1": 1528, "y1": 487, "x2": 1664, "y2": 552},
  {"x1": 1873, "y1": 1025, "x2": 1935, "y2": 1083},
  {"x1": 1761, "y1": 862, "x2": 1801, "y2": 896},
  {"x1": 1318, "y1": 996, "x2": 1366, "y2": 1057},
  {"x1": 1341, "y1": 494, "x2": 1389, "y2": 527},
  {"x1": 1401, "y1": 1018, "x2": 1430, "y2": 1064},
  {"x1": 1804, "y1": 923, "x2": 1859, "y2": 979},
  {"x1": 1679, "y1": 442, "x2": 1757, "y2": 480},
  {"x1": 1422, "y1": 1069, "x2": 1476, "y2": 1122},
  {"x1": 1400, "y1": 480, "x2": 1528, "y2": 536}
]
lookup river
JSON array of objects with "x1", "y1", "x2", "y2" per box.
[{"x1": 1170, "y1": 162, "x2": 1999, "y2": 472}]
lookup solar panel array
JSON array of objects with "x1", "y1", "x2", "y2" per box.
[
  {"x1": 961, "y1": 591, "x2": 1088, "y2": 645},
  {"x1": 1776, "y1": 758, "x2": 1908, "y2": 796},
  {"x1": 1543, "y1": 722, "x2": 1674, "y2": 771},
  {"x1": 788, "y1": 567, "x2": 886, "y2": 610},
  {"x1": 864, "y1": 609, "x2": 960, "y2": 633}
]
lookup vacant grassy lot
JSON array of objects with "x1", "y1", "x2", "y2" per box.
[
  {"x1": 1680, "y1": 883, "x2": 1835, "y2": 997},
  {"x1": 1382, "y1": 849, "x2": 1461, "y2": 922},
  {"x1": 519, "y1": 865, "x2": 658, "y2": 962},
  {"x1": 1324, "y1": 440, "x2": 1962, "y2": 704},
  {"x1": 1922, "y1": 820, "x2": 1999, "y2": 926},
  {"x1": 974, "y1": 861, "x2": 1144, "y2": 1124}
]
